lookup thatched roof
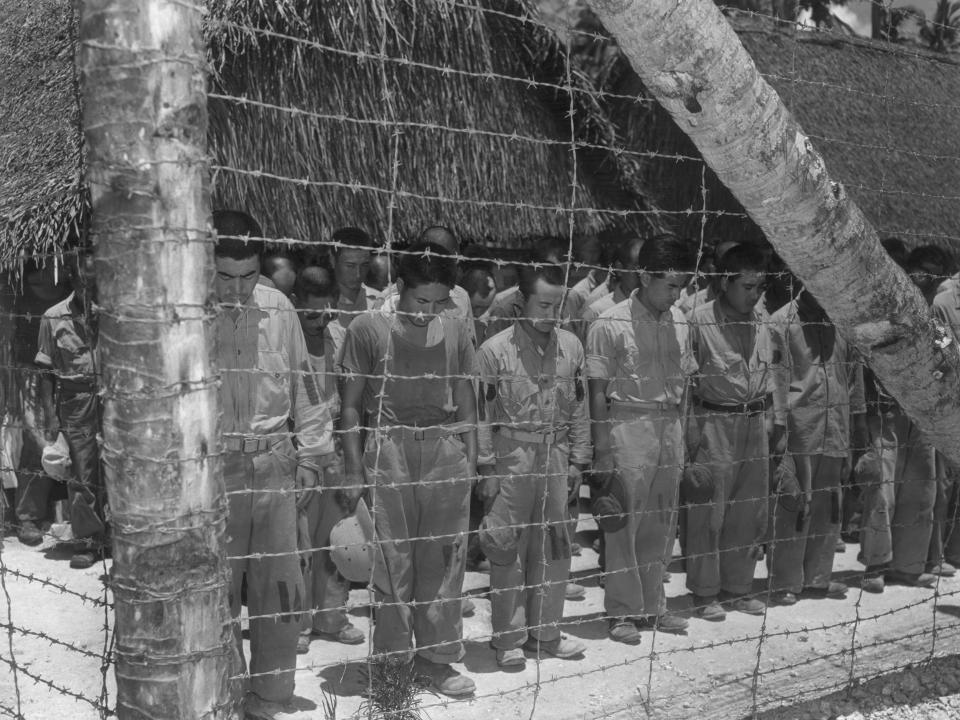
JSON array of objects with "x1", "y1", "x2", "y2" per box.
[
  {"x1": 206, "y1": 0, "x2": 663, "y2": 248},
  {"x1": 0, "y1": 0, "x2": 665, "y2": 272},
  {"x1": 0, "y1": 0, "x2": 87, "y2": 273},
  {"x1": 573, "y1": 11, "x2": 960, "y2": 250}
]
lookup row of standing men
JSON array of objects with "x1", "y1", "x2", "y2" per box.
[{"x1": 16, "y1": 217, "x2": 959, "y2": 717}]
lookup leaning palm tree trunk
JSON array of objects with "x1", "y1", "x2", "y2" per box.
[
  {"x1": 77, "y1": 0, "x2": 236, "y2": 717},
  {"x1": 587, "y1": 0, "x2": 960, "y2": 462}
]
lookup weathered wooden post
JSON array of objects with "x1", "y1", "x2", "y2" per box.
[{"x1": 77, "y1": 0, "x2": 236, "y2": 717}]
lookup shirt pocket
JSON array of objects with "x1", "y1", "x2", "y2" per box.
[
  {"x1": 498, "y1": 373, "x2": 540, "y2": 422},
  {"x1": 54, "y1": 328, "x2": 91, "y2": 371},
  {"x1": 253, "y1": 348, "x2": 290, "y2": 420}
]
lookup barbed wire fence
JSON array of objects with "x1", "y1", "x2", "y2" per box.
[{"x1": 3, "y1": 0, "x2": 960, "y2": 719}]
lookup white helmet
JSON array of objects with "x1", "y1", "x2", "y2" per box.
[{"x1": 41, "y1": 433, "x2": 72, "y2": 482}]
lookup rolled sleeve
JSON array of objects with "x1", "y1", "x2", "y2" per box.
[
  {"x1": 585, "y1": 320, "x2": 614, "y2": 380},
  {"x1": 35, "y1": 317, "x2": 54, "y2": 368}
]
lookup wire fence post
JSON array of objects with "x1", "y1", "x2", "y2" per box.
[{"x1": 76, "y1": 0, "x2": 235, "y2": 717}]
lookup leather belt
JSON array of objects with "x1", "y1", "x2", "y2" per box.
[
  {"x1": 697, "y1": 397, "x2": 767, "y2": 415},
  {"x1": 224, "y1": 436, "x2": 272, "y2": 454},
  {"x1": 494, "y1": 426, "x2": 568, "y2": 445},
  {"x1": 610, "y1": 399, "x2": 680, "y2": 412},
  {"x1": 378, "y1": 422, "x2": 472, "y2": 442}
]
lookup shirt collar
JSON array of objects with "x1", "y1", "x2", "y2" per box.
[
  {"x1": 629, "y1": 289, "x2": 669, "y2": 323},
  {"x1": 515, "y1": 320, "x2": 560, "y2": 358}
]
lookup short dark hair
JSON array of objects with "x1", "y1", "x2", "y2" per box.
[
  {"x1": 213, "y1": 210, "x2": 264, "y2": 260},
  {"x1": 417, "y1": 226, "x2": 459, "y2": 254},
  {"x1": 906, "y1": 245, "x2": 952, "y2": 274},
  {"x1": 398, "y1": 242, "x2": 457, "y2": 289},
  {"x1": 881, "y1": 237, "x2": 908, "y2": 266},
  {"x1": 462, "y1": 267, "x2": 495, "y2": 298},
  {"x1": 613, "y1": 236, "x2": 645, "y2": 269},
  {"x1": 296, "y1": 264, "x2": 339, "y2": 302},
  {"x1": 331, "y1": 227, "x2": 377, "y2": 256},
  {"x1": 638, "y1": 234, "x2": 697, "y2": 275},
  {"x1": 518, "y1": 263, "x2": 566, "y2": 299},
  {"x1": 262, "y1": 253, "x2": 297, "y2": 276},
  {"x1": 717, "y1": 242, "x2": 767, "y2": 277}
]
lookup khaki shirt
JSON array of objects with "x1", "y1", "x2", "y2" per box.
[
  {"x1": 586, "y1": 291, "x2": 695, "y2": 404},
  {"x1": 933, "y1": 286, "x2": 960, "y2": 341},
  {"x1": 769, "y1": 299, "x2": 865, "y2": 456},
  {"x1": 35, "y1": 292, "x2": 97, "y2": 384},
  {"x1": 477, "y1": 323, "x2": 591, "y2": 467},
  {"x1": 216, "y1": 283, "x2": 334, "y2": 459},
  {"x1": 690, "y1": 299, "x2": 772, "y2": 405}
]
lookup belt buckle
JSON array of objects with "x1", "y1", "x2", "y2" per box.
[
  {"x1": 242, "y1": 437, "x2": 258, "y2": 454},
  {"x1": 413, "y1": 428, "x2": 426, "y2": 441}
]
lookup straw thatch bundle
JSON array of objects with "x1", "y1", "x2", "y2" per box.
[
  {"x1": 574, "y1": 10, "x2": 960, "y2": 251},
  {"x1": 0, "y1": 0, "x2": 87, "y2": 274},
  {"x1": 206, "y1": 0, "x2": 663, "y2": 247}
]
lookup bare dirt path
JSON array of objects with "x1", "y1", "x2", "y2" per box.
[{"x1": 4, "y1": 510, "x2": 960, "y2": 720}]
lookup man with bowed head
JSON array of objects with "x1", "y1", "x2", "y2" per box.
[
  {"x1": 338, "y1": 241, "x2": 479, "y2": 697},
  {"x1": 587, "y1": 234, "x2": 698, "y2": 644},
  {"x1": 477, "y1": 261, "x2": 589, "y2": 668},
  {"x1": 213, "y1": 210, "x2": 337, "y2": 719}
]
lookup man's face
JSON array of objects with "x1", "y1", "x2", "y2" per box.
[
  {"x1": 215, "y1": 255, "x2": 260, "y2": 307},
  {"x1": 334, "y1": 248, "x2": 372, "y2": 293},
  {"x1": 396, "y1": 280, "x2": 452, "y2": 327},
  {"x1": 298, "y1": 294, "x2": 336, "y2": 337},
  {"x1": 722, "y1": 271, "x2": 765, "y2": 315},
  {"x1": 641, "y1": 271, "x2": 690, "y2": 313},
  {"x1": 522, "y1": 279, "x2": 565, "y2": 333}
]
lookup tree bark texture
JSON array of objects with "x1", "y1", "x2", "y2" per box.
[
  {"x1": 587, "y1": 0, "x2": 960, "y2": 462},
  {"x1": 77, "y1": 1, "x2": 236, "y2": 718}
]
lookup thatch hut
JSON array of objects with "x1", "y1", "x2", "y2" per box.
[
  {"x1": 570, "y1": 10, "x2": 960, "y2": 252},
  {"x1": 1, "y1": 0, "x2": 665, "y2": 277}
]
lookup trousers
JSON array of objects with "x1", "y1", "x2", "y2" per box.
[
  {"x1": 767, "y1": 454, "x2": 843, "y2": 593},
  {"x1": 365, "y1": 432, "x2": 470, "y2": 664},
  {"x1": 300, "y1": 458, "x2": 351, "y2": 636},
  {"x1": 685, "y1": 409, "x2": 768, "y2": 597},
  {"x1": 59, "y1": 392, "x2": 105, "y2": 540},
  {"x1": 226, "y1": 438, "x2": 303, "y2": 703},
  {"x1": 859, "y1": 413, "x2": 935, "y2": 574},
  {"x1": 487, "y1": 435, "x2": 571, "y2": 649},
  {"x1": 603, "y1": 404, "x2": 682, "y2": 618}
]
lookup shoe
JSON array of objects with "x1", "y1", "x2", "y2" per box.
[
  {"x1": 70, "y1": 551, "x2": 99, "y2": 570},
  {"x1": 803, "y1": 581, "x2": 847, "y2": 599},
  {"x1": 17, "y1": 520, "x2": 43, "y2": 546},
  {"x1": 243, "y1": 692, "x2": 294, "y2": 720},
  {"x1": 314, "y1": 623, "x2": 365, "y2": 645},
  {"x1": 523, "y1": 635, "x2": 585, "y2": 658},
  {"x1": 692, "y1": 594, "x2": 726, "y2": 621},
  {"x1": 886, "y1": 570, "x2": 936, "y2": 588},
  {"x1": 835, "y1": 537, "x2": 846, "y2": 553},
  {"x1": 412, "y1": 656, "x2": 475, "y2": 697},
  {"x1": 926, "y1": 561, "x2": 957, "y2": 577},
  {"x1": 571, "y1": 542, "x2": 582, "y2": 557},
  {"x1": 462, "y1": 598, "x2": 475, "y2": 616},
  {"x1": 635, "y1": 613, "x2": 688, "y2": 634},
  {"x1": 722, "y1": 593, "x2": 765, "y2": 616},
  {"x1": 495, "y1": 647, "x2": 526, "y2": 668},
  {"x1": 608, "y1": 618, "x2": 642, "y2": 645},
  {"x1": 296, "y1": 634, "x2": 311, "y2": 654},
  {"x1": 565, "y1": 583, "x2": 586, "y2": 601},
  {"x1": 861, "y1": 574, "x2": 885, "y2": 594},
  {"x1": 769, "y1": 591, "x2": 798, "y2": 606}
]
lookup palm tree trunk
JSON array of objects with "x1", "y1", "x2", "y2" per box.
[
  {"x1": 586, "y1": 0, "x2": 960, "y2": 462},
  {"x1": 76, "y1": 1, "x2": 236, "y2": 718}
]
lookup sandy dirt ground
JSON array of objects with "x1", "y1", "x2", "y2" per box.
[{"x1": 3, "y1": 504, "x2": 960, "y2": 720}]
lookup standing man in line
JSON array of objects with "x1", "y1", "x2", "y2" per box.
[
  {"x1": 330, "y1": 226, "x2": 381, "y2": 329},
  {"x1": 766, "y1": 283, "x2": 865, "y2": 604},
  {"x1": 292, "y1": 264, "x2": 366, "y2": 652},
  {"x1": 580, "y1": 236, "x2": 645, "y2": 326},
  {"x1": 213, "y1": 210, "x2": 337, "y2": 719},
  {"x1": 587, "y1": 234, "x2": 697, "y2": 644},
  {"x1": 477, "y1": 262, "x2": 589, "y2": 668},
  {"x1": 685, "y1": 243, "x2": 772, "y2": 619},
  {"x1": 35, "y1": 248, "x2": 106, "y2": 569},
  {"x1": 339, "y1": 242, "x2": 478, "y2": 697}
]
